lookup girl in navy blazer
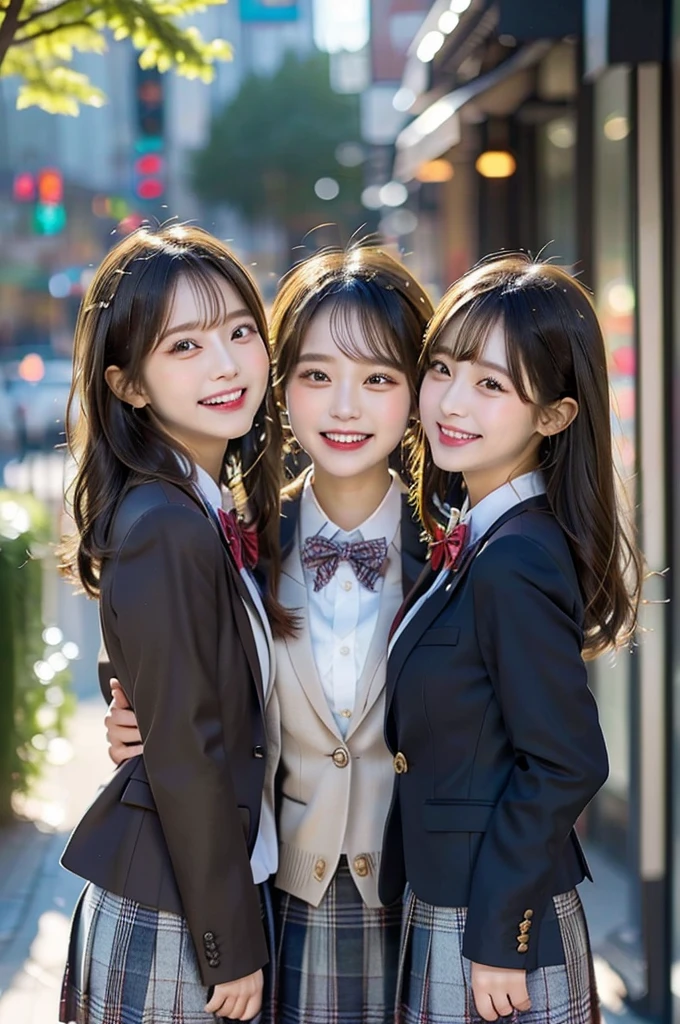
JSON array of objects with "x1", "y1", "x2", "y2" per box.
[{"x1": 380, "y1": 254, "x2": 642, "y2": 1023}]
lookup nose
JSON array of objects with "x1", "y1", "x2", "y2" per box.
[
  {"x1": 438, "y1": 374, "x2": 468, "y2": 418},
  {"x1": 329, "y1": 379, "x2": 361, "y2": 421},
  {"x1": 208, "y1": 335, "x2": 239, "y2": 380}
]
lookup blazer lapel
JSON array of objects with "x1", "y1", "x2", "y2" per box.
[
  {"x1": 347, "y1": 533, "x2": 404, "y2": 736},
  {"x1": 386, "y1": 494, "x2": 550, "y2": 710},
  {"x1": 279, "y1": 536, "x2": 342, "y2": 738},
  {"x1": 201, "y1": 498, "x2": 266, "y2": 715}
]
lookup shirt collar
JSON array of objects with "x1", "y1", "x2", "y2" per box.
[
  {"x1": 300, "y1": 470, "x2": 402, "y2": 545},
  {"x1": 194, "y1": 464, "x2": 223, "y2": 514},
  {"x1": 462, "y1": 470, "x2": 546, "y2": 545}
]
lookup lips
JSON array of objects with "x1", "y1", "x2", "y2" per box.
[
  {"x1": 321, "y1": 431, "x2": 372, "y2": 451},
  {"x1": 199, "y1": 388, "x2": 246, "y2": 411},
  {"x1": 437, "y1": 424, "x2": 481, "y2": 447}
]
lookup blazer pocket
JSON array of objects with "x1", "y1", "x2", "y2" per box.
[
  {"x1": 423, "y1": 799, "x2": 495, "y2": 832},
  {"x1": 419, "y1": 626, "x2": 460, "y2": 646}
]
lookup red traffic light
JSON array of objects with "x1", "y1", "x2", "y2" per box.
[
  {"x1": 13, "y1": 172, "x2": 35, "y2": 202},
  {"x1": 135, "y1": 179, "x2": 165, "y2": 200},
  {"x1": 134, "y1": 154, "x2": 163, "y2": 176},
  {"x1": 38, "y1": 167, "x2": 63, "y2": 204}
]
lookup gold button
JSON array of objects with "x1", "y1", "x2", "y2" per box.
[
  {"x1": 342, "y1": 580, "x2": 352, "y2": 591},
  {"x1": 353, "y1": 855, "x2": 369, "y2": 877},
  {"x1": 518, "y1": 943, "x2": 529, "y2": 954},
  {"x1": 516, "y1": 935, "x2": 528, "y2": 944},
  {"x1": 519, "y1": 920, "x2": 531, "y2": 934},
  {"x1": 523, "y1": 909, "x2": 534, "y2": 920},
  {"x1": 339, "y1": 645, "x2": 350, "y2": 656},
  {"x1": 313, "y1": 858, "x2": 326, "y2": 881},
  {"x1": 393, "y1": 752, "x2": 408, "y2": 774},
  {"x1": 340, "y1": 709, "x2": 352, "y2": 719},
  {"x1": 332, "y1": 747, "x2": 349, "y2": 768}
]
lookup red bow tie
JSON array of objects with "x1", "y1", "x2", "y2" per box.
[
  {"x1": 429, "y1": 521, "x2": 468, "y2": 572},
  {"x1": 217, "y1": 507, "x2": 259, "y2": 572}
]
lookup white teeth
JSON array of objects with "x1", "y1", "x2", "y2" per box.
[
  {"x1": 440, "y1": 426, "x2": 478, "y2": 440},
  {"x1": 324, "y1": 433, "x2": 369, "y2": 444},
  {"x1": 201, "y1": 390, "x2": 243, "y2": 406}
]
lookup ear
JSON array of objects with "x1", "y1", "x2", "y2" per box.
[
  {"x1": 536, "y1": 397, "x2": 579, "y2": 438},
  {"x1": 104, "y1": 365, "x2": 148, "y2": 408}
]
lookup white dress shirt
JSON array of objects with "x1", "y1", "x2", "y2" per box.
[
  {"x1": 389, "y1": 470, "x2": 546, "y2": 652},
  {"x1": 300, "y1": 472, "x2": 402, "y2": 736},
  {"x1": 195, "y1": 466, "x2": 277, "y2": 884}
]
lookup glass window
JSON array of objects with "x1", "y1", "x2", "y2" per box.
[{"x1": 536, "y1": 113, "x2": 577, "y2": 265}]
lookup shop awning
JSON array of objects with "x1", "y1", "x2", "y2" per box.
[{"x1": 394, "y1": 40, "x2": 552, "y2": 181}]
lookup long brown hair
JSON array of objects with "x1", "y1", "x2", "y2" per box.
[
  {"x1": 270, "y1": 242, "x2": 434, "y2": 493},
  {"x1": 60, "y1": 223, "x2": 294, "y2": 636},
  {"x1": 412, "y1": 252, "x2": 642, "y2": 657}
]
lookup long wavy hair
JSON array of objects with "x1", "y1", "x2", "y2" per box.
[
  {"x1": 60, "y1": 223, "x2": 294, "y2": 637},
  {"x1": 412, "y1": 252, "x2": 642, "y2": 657},
  {"x1": 270, "y1": 242, "x2": 435, "y2": 495}
]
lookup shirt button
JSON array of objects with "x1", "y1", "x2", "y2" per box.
[
  {"x1": 342, "y1": 580, "x2": 352, "y2": 591},
  {"x1": 340, "y1": 709, "x2": 352, "y2": 719},
  {"x1": 339, "y1": 645, "x2": 350, "y2": 656}
]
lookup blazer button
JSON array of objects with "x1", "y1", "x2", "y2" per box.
[
  {"x1": 393, "y1": 751, "x2": 408, "y2": 774},
  {"x1": 313, "y1": 858, "x2": 326, "y2": 881},
  {"x1": 253, "y1": 745, "x2": 266, "y2": 759},
  {"x1": 353, "y1": 855, "x2": 369, "y2": 877},
  {"x1": 332, "y1": 747, "x2": 349, "y2": 768},
  {"x1": 203, "y1": 931, "x2": 215, "y2": 941},
  {"x1": 518, "y1": 943, "x2": 529, "y2": 954},
  {"x1": 523, "y1": 909, "x2": 534, "y2": 919},
  {"x1": 518, "y1": 921, "x2": 531, "y2": 934}
]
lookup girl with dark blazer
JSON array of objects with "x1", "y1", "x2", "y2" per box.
[
  {"x1": 58, "y1": 225, "x2": 295, "y2": 1024},
  {"x1": 380, "y1": 254, "x2": 642, "y2": 1024}
]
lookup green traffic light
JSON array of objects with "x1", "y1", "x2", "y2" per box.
[{"x1": 33, "y1": 202, "x2": 67, "y2": 235}]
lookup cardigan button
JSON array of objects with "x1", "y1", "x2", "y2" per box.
[
  {"x1": 332, "y1": 747, "x2": 349, "y2": 768},
  {"x1": 353, "y1": 855, "x2": 369, "y2": 877},
  {"x1": 313, "y1": 858, "x2": 327, "y2": 881}
]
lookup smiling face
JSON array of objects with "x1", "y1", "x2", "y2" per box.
[
  {"x1": 419, "y1": 320, "x2": 547, "y2": 504},
  {"x1": 108, "y1": 272, "x2": 270, "y2": 476},
  {"x1": 285, "y1": 302, "x2": 412, "y2": 485}
]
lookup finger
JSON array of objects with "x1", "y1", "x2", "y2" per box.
[
  {"x1": 205, "y1": 988, "x2": 230, "y2": 1014},
  {"x1": 473, "y1": 991, "x2": 498, "y2": 1022},
  {"x1": 229, "y1": 994, "x2": 249, "y2": 1019},
  {"x1": 490, "y1": 992, "x2": 514, "y2": 1017},
  {"x1": 510, "y1": 978, "x2": 531, "y2": 1013},
  {"x1": 244, "y1": 992, "x2": 263, "y2": 1020},
  {"x1": 110, "y1": 742, "x2": 143, "y2": 765},
  {"x1": 110, "y1": 708, "x2": 140, "y2": 730},
  {"x1": 110, "y1": 680, "x2": 131, "y2": 709}
]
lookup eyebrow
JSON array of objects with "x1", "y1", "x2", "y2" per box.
[
  {"x1": 433, "y1": 347, "x2": 510, "y2": 378},
  {"x1": 297, "y1": 352, "x2": 401, "y2": 370},
  {"x1": 163, "y1": 309, "x2": 254, "y2": 336}
]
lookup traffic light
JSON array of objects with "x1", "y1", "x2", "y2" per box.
[
  {"x1": 38, "y1": 168, "x2": 63, "y2": 204},
  {"x1": 13, "y1": 172, "x2": 35, "y2": 202},
  {"x1": 33, "y1": 167, "x2": 66, "y2": 235},
  {"x1": 133, "y1": 64, "x2": 165, "y2": 201}
]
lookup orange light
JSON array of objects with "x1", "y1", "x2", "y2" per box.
[
  {"x1": 415, "y1": 159, "x2": 455, "y2": 183},
  {"x1": 18, "y1": 353, "x2": 45, "y2": 383},
  {"x1": 475, "y1": 151, "x2": 516, "y2": 178},
  {"x1": 38, "y1": 167, "x2": 64, "y2": 204}
]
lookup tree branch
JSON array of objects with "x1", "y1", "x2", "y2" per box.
[
  {"x1": 12, "y1": 15, "x2": 95, "y2": 44},
  {"x1": 0, "y1": 0, "x2": 26, "y2": 68},
  {"x1": 17, "y1": 0, "x2": 80, "y2": 29}
]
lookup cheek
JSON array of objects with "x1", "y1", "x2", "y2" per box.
[
  {"x1": 286, "y1": 382, "x2": 319, "y2": 435},
  {"x1": 381, "y1": 389, "x2": 412, "y2": 435},
  {"x1": 418, "y1": 377, "x2": 438, "y2": 422}
]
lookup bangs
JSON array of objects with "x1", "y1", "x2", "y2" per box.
[
  {"x1": 325, "y1": 291, "x2": 406, "y2": 369},
  {"x1": 427, "y1": 289, "x2": 539, "y2": 403},
  {"x1": 153, "y1": 256, "x2": 241, "y2": 347}
]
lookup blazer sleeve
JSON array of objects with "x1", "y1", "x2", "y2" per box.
[
  {"x1": 97, "y1": 637, "x2": 113, "y2": 704},
  {"x1": 464, "y1": 533, "x2": 609, "y2": 971},
  {"x1": 110, "y1": 502, "x2": 267, "y2": 984}
]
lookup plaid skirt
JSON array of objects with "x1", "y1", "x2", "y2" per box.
[
  {"x1": 398, "y1": 887, "x2": 600, "y2": 1024},
  {"x1": 271, "y1": 857, "x2": 402, "y2": 1024},
  {"x1": 59, "y1": 882, "x2": 275, "y2": 1024}
]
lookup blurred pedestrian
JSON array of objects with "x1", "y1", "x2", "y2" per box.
[
  {"x1": 381, "y1": 253, "x2": 643, "y2": 1024},
  {"x1": 58, "y1": 224, "x2": 294, "y2": 1024}
]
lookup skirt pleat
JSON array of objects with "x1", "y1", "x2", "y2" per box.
[
  {"x1": 60, "y1": 883, "x2": 275, "y2": 1024},
  {"x1": 272, "y1": 857, "x2": 402, "y2": 1024},
  {"x1": 397, "y1": 888, "x2": 600, "y2": 1024}
]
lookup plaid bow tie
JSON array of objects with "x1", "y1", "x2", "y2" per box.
[
  {"x1": 217, "y1": 507, "x2": 259, "y2": 572},
  {"x1": 429, "y1": 521, "x2": 468, "y2": 572},
  {"x1": 301, "y1": 535, "x2": 388, "y2": 592}
]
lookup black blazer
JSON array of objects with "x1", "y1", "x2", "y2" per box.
[
  {"x1": 61, "y1": 481, "x2": 269, "y2": 985},
  {"x1": 379, "y1": 497, "x2": 609, "y2": 971}
]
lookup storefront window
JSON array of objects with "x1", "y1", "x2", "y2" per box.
[
  {"x1": 591, "y1": 65, "x2": 635, "y2": 856},
  {"x1": 536, "y1": 113, "x2": 577, "y2": 265}
]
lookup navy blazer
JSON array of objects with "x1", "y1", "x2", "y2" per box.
[{"x1": 379, "y1": 497, "x2": 609, "y2": 971}]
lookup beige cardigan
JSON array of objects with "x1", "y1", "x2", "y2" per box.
[{"x1": 264, "y1": 521, "x2": 404, "y2": 908}]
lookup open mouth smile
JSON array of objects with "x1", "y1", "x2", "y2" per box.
[
  {"x1": 199, "y1": 388, "x2": 247, "y2": 411},
  {"x1": 438, "y1": 424, "x2": 481, "y2": 447},
  {"x1": 321, "y1": 431, "x2": 372, "y2": 451}
]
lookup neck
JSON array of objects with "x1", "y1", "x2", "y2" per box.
[
  {"x1": 464, "y1": 456, "x2": 540, "y2": 508},
  {"x1": 310, "y1": 462, "x2": 392, "y2": 531}
]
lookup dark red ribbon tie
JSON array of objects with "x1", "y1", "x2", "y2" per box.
[
  {"x1": 429, "y1": 521, "x2": 468, "y2": 572},
  {"x1": 218, "y1": 507, "x2": 259, "y2": 572}
]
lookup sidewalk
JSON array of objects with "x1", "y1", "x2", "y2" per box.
[{"x1": 0, "y1": 696, "x2": 654, "y2": 1023}]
